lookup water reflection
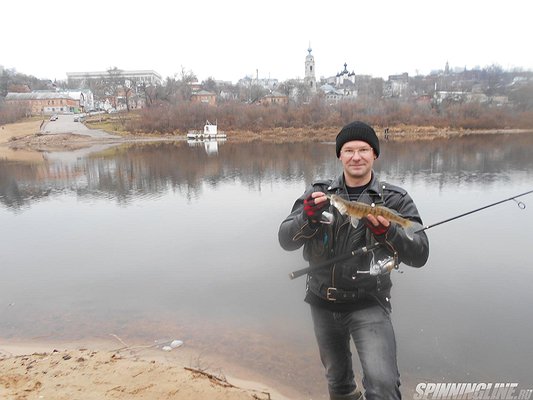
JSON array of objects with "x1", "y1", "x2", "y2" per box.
[
  {"x1": 1, "y1": 133, "x2": 533, "y2": 398},
  {"x1": 187, "y1": 138, "x2": 226, "y2": 155},
  {"x1": 2, "y1": 134, "x2": 533, "y2": 211}
]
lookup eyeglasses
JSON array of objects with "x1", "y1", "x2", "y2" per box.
[{"x1": 340, "y1": 147, "x2": 373, "y2": 158}]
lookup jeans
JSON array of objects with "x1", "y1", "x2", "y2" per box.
[{"x1": 310, "y1": 304, "x2": 402, "y2": 400}]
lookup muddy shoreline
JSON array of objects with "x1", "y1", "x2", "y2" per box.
[{"x1": 2, "y1": 125, "x2": 532, "y2": 155}]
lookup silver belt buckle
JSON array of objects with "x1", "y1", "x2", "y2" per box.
[{"x1": 326, "y1": 287, "x2": 337, "y2": 301}]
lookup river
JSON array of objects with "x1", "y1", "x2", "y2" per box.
[{"x1": 1, "y1": 133, "x2": 532, "y2": 399}]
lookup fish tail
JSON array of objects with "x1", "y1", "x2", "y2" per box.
[{"x1": 404, "y1": 221, "x2": 423, "y2": 240}]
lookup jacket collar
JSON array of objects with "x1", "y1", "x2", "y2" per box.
[{"x1": 327, "y1": 172, "x2": 381, "y2": 196}]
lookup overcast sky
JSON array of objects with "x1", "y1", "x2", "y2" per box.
[{"x1": 2, "y1": 0, "x2": 532, "y2": 83}]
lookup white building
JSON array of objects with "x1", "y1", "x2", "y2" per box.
[
  {"x1": 65, "y1": 89, "x2": 95, "y2": 111},
  {"x1": 304, "y1": 46, "x2": 317, "y2": 93},
  {"x1": 66, "y1": 70, "x2": 162, "y2": 88},
  {"x1": 320, "y1": 84, "x2": 344, "y2": 104},
  {"x1": 335, "y1": 63, "x2": 356, "y2": 86},
  {"x1": 384, "y1": 73, "x2": 409, "y2": 98}
]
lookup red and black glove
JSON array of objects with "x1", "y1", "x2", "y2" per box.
[
  {"x1": 365, "y1": 218, "x2": 390, "y2": 237},
  {"x1": 303, "y1": 194, "x2": 329, "y2": 225}
]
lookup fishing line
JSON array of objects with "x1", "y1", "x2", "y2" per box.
[{"x1": 415, "y1": 189, "x2": 533, "y2": 233}]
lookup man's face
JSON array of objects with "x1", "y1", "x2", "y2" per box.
[{"x1": 339, "y1": 140, "x2": 376, "y2": 183}]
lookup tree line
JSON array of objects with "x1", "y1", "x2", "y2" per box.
[
  {"x1": 1, "y1": 65, "x2": 532, "y2": 130},
  {"x1": 122, "y1": 97, "x2": 532, "y2": 134}
]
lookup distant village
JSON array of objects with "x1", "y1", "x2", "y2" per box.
[{"x1": 1, "y1": 47, "x2": 532, "y2": 118}]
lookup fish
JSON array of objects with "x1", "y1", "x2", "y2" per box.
[{"x1": 329, "y1": 194, "x2": 422, "y2": 239}]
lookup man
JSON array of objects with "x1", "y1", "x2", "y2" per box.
[{"x1": 278, "y1": 121, "x2": 429, "y2": 400}]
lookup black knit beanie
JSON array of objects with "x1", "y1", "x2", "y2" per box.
[{"x1": 335, "y1": 121, "x2": 380, "y2": 158}]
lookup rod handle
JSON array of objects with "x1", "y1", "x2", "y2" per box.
[{"x1": 289, "y1": 268, "x2": 308, "y2": 280}]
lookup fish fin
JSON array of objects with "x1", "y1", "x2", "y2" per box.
[{"x1": 404, "y1": 221, "x2": 424, "y2": 240}]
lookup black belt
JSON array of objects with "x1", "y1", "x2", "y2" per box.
[{"x1": 326, "y1": 287, "x2": 367, "y2": 302}]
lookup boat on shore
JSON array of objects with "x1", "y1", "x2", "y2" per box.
[{"x1": 187, "y1": 120, "x2": 227, "y2": 140}]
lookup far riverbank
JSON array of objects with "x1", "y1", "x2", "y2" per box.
[{"x1": 1, "y1": 118, "x2": 532, "y2": 157}]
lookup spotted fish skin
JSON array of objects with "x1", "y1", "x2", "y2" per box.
[{"x1": 329, "y1": 194, "x2": 415, "y2": 232}]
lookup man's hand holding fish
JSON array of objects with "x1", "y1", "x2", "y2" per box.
[
  {"x1": 303, "y1": 191, "x2": 330, "y2": 225},
  {"x1": 365, "y1": 214, "x2": 391, "y2": 237}
]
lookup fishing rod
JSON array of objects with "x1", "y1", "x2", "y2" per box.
[
  {"x1": 288, "y1": 189, "x2": 532, "y2": 280},
  {"x1": 289, "y1": 243, "x2": 381, "y2": 280},
  {"x1": 415, "y1": 189, "x2": 533, "y2": 233}
]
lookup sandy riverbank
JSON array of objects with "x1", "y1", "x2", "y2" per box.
[
  {"x1": 0, "y1": 338, "x2": 291, "y2": 400},
  {"x1": 0, "y1": 119, "x2": 110, "y2": 161}
]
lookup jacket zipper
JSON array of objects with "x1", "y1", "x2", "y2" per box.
[{"x1": 331, "y1": 196, "x2": 350, "y2": 289}]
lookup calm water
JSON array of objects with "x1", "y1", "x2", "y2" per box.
[{"x1": 1, "y1": 134, "x2": 533, "y2": 399}]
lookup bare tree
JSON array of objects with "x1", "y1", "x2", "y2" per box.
[
  {"x1": 123, "y1": 79, "x2": 135, "y2": 112},
  {"x1": 202, "y1": 77, "x2": 217, "y2": 93},
  {"x1": 139, "y1": 80, "x2": 158, "y2": 107},
  {"x1": 176, "y1": 66, "x2": 197, "y2": 102},
  {"x1": 157, "y1": 66, "x2": 198, "y2": 105},
  {"x1": 509, "y1": 83, "x2": 533, "y2": 111},
  {"x1": 106, "y1": 67, "x2": 124, "y2": 110}
]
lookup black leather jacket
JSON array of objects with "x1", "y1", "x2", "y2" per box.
[{"x1": 278, "y1": 172, "x2": 429, "y2": 304}]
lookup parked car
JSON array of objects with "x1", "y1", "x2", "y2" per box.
[{"x1": 50, "y1": 115, "x2": 58, "y2": 121}]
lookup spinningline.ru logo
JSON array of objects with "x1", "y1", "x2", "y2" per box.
[{"x1": 413, "y1": 383, "x2": 532, "y2": 400}]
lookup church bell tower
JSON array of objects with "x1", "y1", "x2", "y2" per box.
[{"x1": 304, "y1": 44, "x2": 317, "y2": 93}]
